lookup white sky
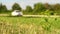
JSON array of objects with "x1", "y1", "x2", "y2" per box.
[{"x1": 0, "y1": 0, "x2": 60, "y2": 10}]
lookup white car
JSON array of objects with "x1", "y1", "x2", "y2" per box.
[{"x1": 11, "y1": 10, "x2": 23, "y2": 16}]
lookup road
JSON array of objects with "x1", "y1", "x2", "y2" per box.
[
  {"x1": 23, "y1": 15, "x2": 60, "y2": 17},
  {"x1": 0, "y1": 14, "x2": 60, "y2": 17}
]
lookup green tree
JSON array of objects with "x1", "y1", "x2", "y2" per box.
[
  {"x1": 0, "y1": 3, "x2": 2, "y2": 11},
  {"x1": 25, "y1": 6, "x2": 33, "y2": 12},
  {"x1": 33, "y1": 3, "x2": 45, "y2": 13},
  {"x1": 44, "y1": 3, "x2": 50, "y2": 10},
  {"x1": 24, "y1": 5, "x2": 33, "y2": 14},
  {"x1": 54, "y1": 4, "x2": 60, "y2": 11},
  {"x1": 53, "y1": 4, "x2": 60, "y2": 15},
  {"x1": 0, "y1": 3, "x2": 7, "y2": 13},
  {"x1": 12, "y1": 3, "x2": 21, "y2": 11}
]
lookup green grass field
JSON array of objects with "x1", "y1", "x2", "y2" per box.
[{"x1": 0, "y1": 16, "x2": 60, "y2": 34}]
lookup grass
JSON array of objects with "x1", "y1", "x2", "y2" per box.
[{"x1": 0, "y1": 16, "x2": 60, "y2": 34}]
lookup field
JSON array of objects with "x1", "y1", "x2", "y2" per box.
[{"x1": 0, "y1": 16, "x2": 60, "y2": 34}]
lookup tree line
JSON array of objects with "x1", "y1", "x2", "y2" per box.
[{"x1": 0, "y1": 3, "x2": 60, "y2": 15}]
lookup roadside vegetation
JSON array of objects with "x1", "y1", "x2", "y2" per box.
[
  {"x1": 0, "y1": 3, "x2": 60, "y2": 15},
  {"x1": 0, "y1": 17, "x2": 60, "y2": 34}
]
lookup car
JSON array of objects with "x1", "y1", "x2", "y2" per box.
[{"x1": 11, "y1": 10, "x2": 23, "y2": 16}]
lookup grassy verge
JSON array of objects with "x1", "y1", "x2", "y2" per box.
[{"x1": 0, "y1": 17, "x2": 60, "y2": 34}]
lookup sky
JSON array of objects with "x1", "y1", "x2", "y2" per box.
[{"x1": 0, "y1": 0, "x2": 60, "y2": 10}]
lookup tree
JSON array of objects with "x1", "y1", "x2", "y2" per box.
[
  {"x1": 12, "y1": 3, "x2": 21, "y2": 11},
  {"x1": 52, "y1": 4, "x2": 60, "y2": 15},
  {"x1": 25, "y1": 5, "x2": 33, "y2": 12},
  {"x1": 0, "y1": 3, "x2": 1, "y2": 9},
  {"x1": 33, "y1": 3, "x2": 45, "y2": 13},
  {"x1": 23, "y1": 5, "x2": 33, "y2": 14},
  {"x1": 54, "y1": 4, "x2": 60, "y2": 11},
  {"x1": 44, "y1": 3, "x2": 50, "y2": 9},
  {"x1": 0, "y1": 3, "x2": 7, "y2": 13}
]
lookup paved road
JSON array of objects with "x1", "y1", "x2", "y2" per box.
[
  {"x1": 0, "y1": 14, "x2": 60, "y2": 17},
  {"x1": 23, "y1": 15, "x2": 60, "y2": 17}
]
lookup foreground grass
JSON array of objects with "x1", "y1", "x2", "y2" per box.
[{"x1": 0, "y1": 17, "x2": 60, "y2": 34}]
